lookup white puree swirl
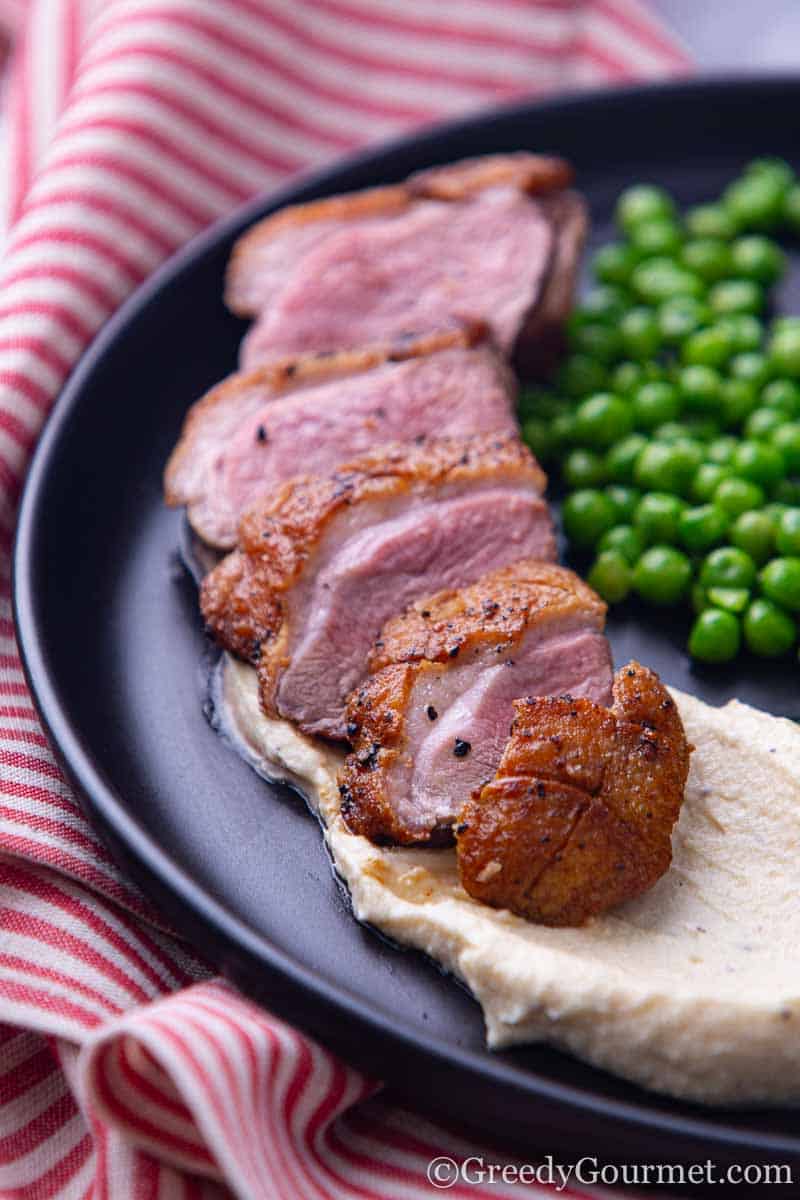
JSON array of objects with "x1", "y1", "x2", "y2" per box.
[{"x1": 220, "y1": 655, "x2": 800, "y2": 1106}]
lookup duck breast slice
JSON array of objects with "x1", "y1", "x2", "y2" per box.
[
  {"x1": 226, "y1": 153, "x2": 573, "y2": 317},
  {"x1": 164, "y1": 327, "x2": 515, "y2": 550},
  {"x1": 201, "y1": 435, "x2": 555, "y2": 740},
  {"x1": 339, "y1": 561, "x2": 612, "y2": 846},
  {"x1": 238, "y1": 187, "x2": 560, "y2": 369}
]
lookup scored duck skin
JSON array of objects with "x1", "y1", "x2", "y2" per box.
[
  {"x1": 338, "y1": 561, "x2": 613, "y2": 846},
  {"x1": 200, "y1": 434, "x2": 556, "y2": 740},
  {"x1": 226, "y1": 153, "x2": 586, "y2": 374},
  {"x1": 164, "y1": 326, "x2": 516, "y2": 550},
  {"x1": 456, "y1": 662, "x2": 691, "y2": 926}
]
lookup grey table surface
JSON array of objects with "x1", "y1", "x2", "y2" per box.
[{"x1": 650, "y1": 0, "x2": 800, "y2": 68}]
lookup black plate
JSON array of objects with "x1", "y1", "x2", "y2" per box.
[{"x1": 14, "y1": 77, "x2": 800, "y2": 1179}]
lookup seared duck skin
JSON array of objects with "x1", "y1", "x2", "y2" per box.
[{"x1": 456, "y1": 662, "x2": 691, "y2": 926}]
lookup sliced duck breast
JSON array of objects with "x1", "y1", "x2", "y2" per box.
[
  {"x1": 164, "y1": 327, "x2": 516, "y2": 550},
  {"x1": 338, "y1": 562, "x2": 613, "y2": 846},
  {"x1": 226, "y1": 153, "x2": 572, "y2": 317},
  {"x1": 225, "y1": 152, "x2": 586, "y2": 373},
  {"x1": 201, "y1": 435, "x2": 555, "y2": 740}
]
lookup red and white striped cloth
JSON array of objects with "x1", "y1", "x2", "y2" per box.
[{"x1": 0, "y1": 3, "x2": 689, "y2": 1196}]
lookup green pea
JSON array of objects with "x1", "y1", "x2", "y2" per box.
[
  {"x1": 629, "y1": 218, "x2": 682, "y2": 257},
  {"x1": 724, "y1": 174, "x2": 786, "y2": 231},
  {"x1": 654, "y1": 421, "x2": 691, "y2": 443},
  {"x1": 685, "y1": 202, "x2": 737, "y2": 240},
  {"x1": 631, "y1": 381, "x2": 681, "y2": 430},
  {"x1": 719, "y1": 378, "x2": 758, "y2": 427},
  {"x1": 578, "y1": 284, "x2": 630, "y2": 323},
  {"x1": 743, "y1": 597, "x2": 797, "y2": 656},
  {"x1": 730, "y1": 351, "x2": 772, "y2": 391},
  {"x1": 610, "y1": 360, "x2": 646, "y2": 396},
  {"x1": 764, "y1": 502, "x2": 789, "y2": 526},
  {"x1": 768, "y1": 324, "x2": 800, "y2": 378},
  {"x1": 634, "y1": 492, "x2": 685, "y2": 545},
  {"x1": 556, "y1": 353, "x2": 608, "y2": 399},
  {"x1": 598, "y1": 523, "x2": 645, "y2": 565},
  {"x1": 745, "y1": 157, "x2": 794, "y2": 190},
  {"x1": 605, "y1": 433, "x2": 648, "y2": 484},
  {"x1": 713, "y1": 476, "x2": 766, "y2": 516},
  {"x1": 730, "y1": 510, "x2": 775, "y2": 564},
  {"x1": 680, "y1": 415, "x2": 721, "y2": 442},
  {"x1": 731, "y1": 440, "x2": 786, "y2": 486},
  {"x1": 518, "y1": 387, "x2": 568, "y2": 419},
  {"x1": 568, "y1": 321, "x2": 623, "y2": 364},
  {"x1": 708, "y1": 279, "x2": 764, "y2": 317},
  {"x1": 587, "y1": 550, "x2": 632, "y2": 604},
  {"x1": 688, "y1": 609, "x2": 741, "y2": 663},
  {"x1": 706, "y1": 587, "x2": 751, "y2": 614},
  {"x1": 692, "y1": 582, "x2": 710, "y2": 613},
  {"x1": 633, "y1": 546, "x2": 692, "y2": 605},
  {"x1": 593, "y1": 242, "x2": 639, "y2": 286},
  {"x1": 681, "y1": 325, "x2": 734, "y2": 369},
  {"x1": 563, "y1": 448, "x2": 607, "y2": 488},
  {"x1": 605, "y1": 485, "x2": 641, "y2": 524},
  {"x1": 631, "y1": 258, "x2": 703, "y2": 305},
  {"x1": 691, "y1": 462, "x2": 732, "y2": 503},
  {"x1": 657, "y1": 295, "x2": 709, "y2": 344},
  {"x1": 700, "y1": 546, "x2": 757, "y2": 590},
  {"x1": 782, "y1": 184, "x2": 800, "y2": 232},
  {"x1": 730, "y1": 235, "x2": 785, "y2": 284},
  {"x1": 772, "y1": 478, "x2": 800, "y2": 506},
  {"x1": 521, "y1": 418, "x2": 554, "y2": 463},
  {"x1": 706, "y1": 436, "x2": 739, "y2": 465},
  {"x1": 678, "y1": 504, "x2": 730, "y2": 552},
  {"x1": 681, "y1": 237, "x2": 732, "y2": 282},
  {"x1": 760, "y1": 557, "x2": 800, "y2": 612},
  {"x1": 678, "y1": 364, "x2": 722, "y2": 413},
  {"x1": 619, "y1": 306, "x2": 662, "y2": 359},
  {"x1": 616, "y1": 184, "x2": 675, "y2": 232},
  {"x1": 573, "y1": 392, "x2": 634, "y2": 447},
  {"x1": 561, "y1": 489, "x2": 617, "y2": 549},
  {"x1": 550, "y1": 412, "x2": 576, "y2": 452},
  {"x1": 776, "y1": 509, "x2": 800, "y2": 555},
  {"x1": 762, "y1": 380, "x2": 800, "y2": 416},
  {"x1": 634, "y1": 439, "x2": 702, "y2": 496},
  {"x1": 745, "y1": 406, "x2": 785, "y2": 440},
  {"x1": 717, "y1": 313, "x2": 764, "y2": 353},
  {"x1": 772, "y1": 316, "x2": 800, "y2": 333}
]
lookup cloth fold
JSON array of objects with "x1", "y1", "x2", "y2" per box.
[{"x1": 0, "y1": 2, "x2": 689, "y2": 1195}]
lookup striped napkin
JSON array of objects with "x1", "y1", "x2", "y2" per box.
[{"x1": 0, "y1": 3, "x2": 689, "y2": 1196}]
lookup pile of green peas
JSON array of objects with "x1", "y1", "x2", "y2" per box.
[{"x1": 519, "y1": 158, "x2": 800, "y2": 664}]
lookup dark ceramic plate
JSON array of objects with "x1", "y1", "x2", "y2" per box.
[{"x1": 14, "y1": 77, "x2": 800, "y2": 1180}]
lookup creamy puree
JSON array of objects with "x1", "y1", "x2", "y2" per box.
[{"x1": 221, "y1": 655, "x2": 800, "y2": 1106}]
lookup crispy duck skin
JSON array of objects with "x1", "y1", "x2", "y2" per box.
[
  {"x1": 456, "y1": 662, "x2": 691, "y2": 927},
  {"x1": 200, "y1": 434, "x2": 552, "y2": 737},
  {"x1": 225, "y1": 153, "x2": 573, "y2": 317},
  {"x1": 339, "y1": 562, "x2": 612, "y2": 846}
]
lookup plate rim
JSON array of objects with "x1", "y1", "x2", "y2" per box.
[{"x1": 14, "y1": 72, "x2": 800, "y2": 1163}]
